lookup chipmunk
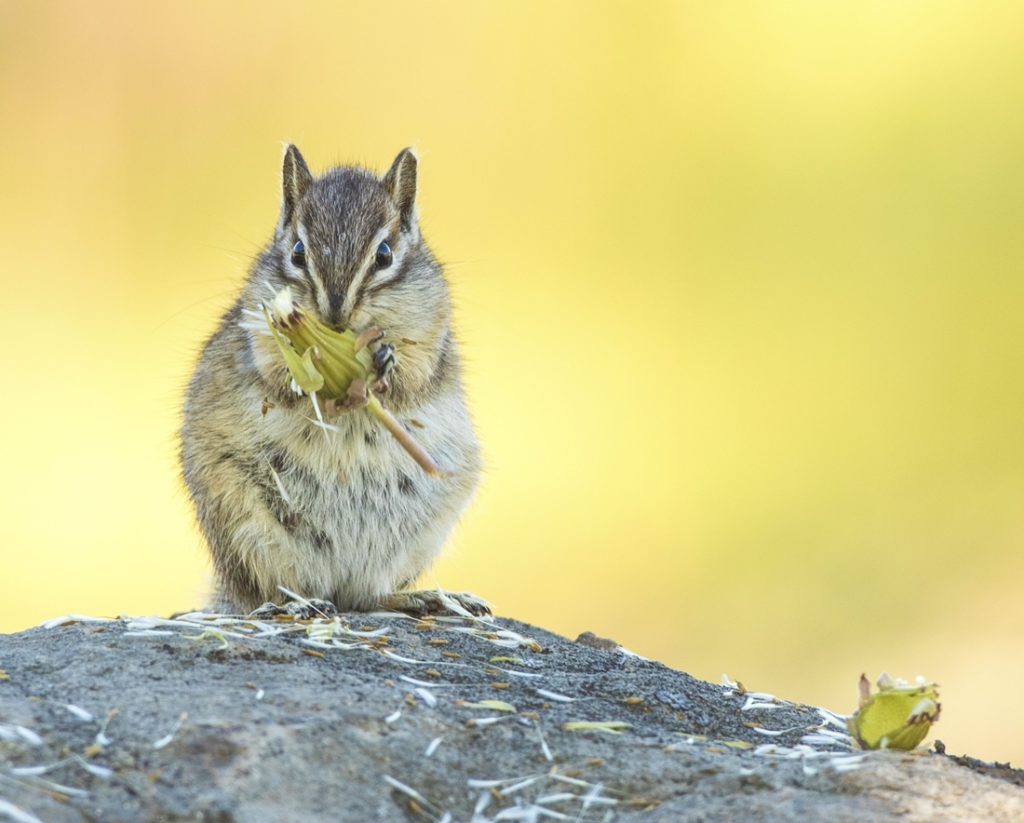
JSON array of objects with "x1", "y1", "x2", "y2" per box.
[{"x1": 179, "y1": 145, "x2": 486, "y2": 617}]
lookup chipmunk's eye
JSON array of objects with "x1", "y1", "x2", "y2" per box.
[
  {"x1": 290, "y1": 239, "x2": 306, "y2": 268},
  {"x1": 375, "y1": 240, "x2": 393, "y2": 269}
]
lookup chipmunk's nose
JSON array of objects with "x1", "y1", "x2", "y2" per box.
[{"x1": 325, "y1": 292, "x2": 345, "y2": 330}]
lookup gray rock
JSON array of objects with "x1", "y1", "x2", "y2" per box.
[{"x1": 0, "y1": 612, "x2": 1020, "y2": 822}]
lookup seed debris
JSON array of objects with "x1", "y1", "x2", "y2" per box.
[
  {"x1": 63, "y1": 704, "x2": 94, "y2": 722},
  {"x1": 458, "y1": 700, "x2": 517, "y2": 713},
  {"x1": 535, "y1": 689, "x2": 574, "y2": 703},
  {"x1": 383, "y1": 774, "x2": 429, "y2": 806},
  {"x1": 561, "y1": 721, "x2": 631, "y2": 735},
  {"x1": 414, "y1": 688, "x2": 437, "y2": 707},
  {"x1": 13, "y1": 728, "x2": 41, "y2": 747},
  {"x1": 152, "y1": 713, "x2": 187, "y2": 750},
  {"x1": 399, "y1": 675, "x2": 442, "y2": 688},
  {"x1": 0, "y1": 798, "x2": 43, "y2": 823},
  {"x1": 535, "y1": 719, "x2": 553, "y2": 762}
]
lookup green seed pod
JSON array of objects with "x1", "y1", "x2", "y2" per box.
[
  {"x1": 262, "y1": 288, "x2": 441, "y2": 475},
  {"x1": 847, "y1": 673, "x2": 940, "y2": 750}
]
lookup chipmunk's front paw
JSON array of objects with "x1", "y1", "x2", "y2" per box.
[
  {"x1": 371, "y1": 341, "x2": 397, "y2": 393},
  {"x1": 378, "y1": 590, "x2": 492, "y2": 618},
  {"x1": 249, "y1": 598, "x2": 338, "y2": 620}
]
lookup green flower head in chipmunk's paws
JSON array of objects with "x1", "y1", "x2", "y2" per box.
[{"x1": 261, "y1": 287, "x2": 442, "y2": 476}]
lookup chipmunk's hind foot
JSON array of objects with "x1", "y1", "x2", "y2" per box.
[
  {"x1": 379, "y1": 590, "x2": 491, "y2": 618},
  {"x1": 249, "y1": 598, "x2": 338, "y2": 620}
]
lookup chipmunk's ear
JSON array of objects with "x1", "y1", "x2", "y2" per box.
[
  {"x1": 280, "y1": 144, "x2": 313, "y2": 225},
  {"x1": 382, "y1": 147, "x2": 418, "y2": 231}
]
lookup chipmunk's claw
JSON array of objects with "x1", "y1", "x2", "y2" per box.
[
  {"x1": 249, "y1": 598, "x2": 338, "y2": 620},
  {"x1": 378, "y1": 590, "x2": 492, "y2": 618}
]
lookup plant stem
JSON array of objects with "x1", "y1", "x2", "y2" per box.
[{"x1": 367, "y1": 397, "x2": 442, "y2": 476}]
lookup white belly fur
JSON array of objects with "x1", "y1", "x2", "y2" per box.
[{"x1": 232, "y1": 382, "x2": 480, "y2": 609}]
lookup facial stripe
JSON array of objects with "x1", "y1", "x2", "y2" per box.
[
  {"x1": 341, "y1": 220, "x2": 401, "y2": 319},
  {"x1": 291, "y1": 225, "x2": 330, "y2": 318},
  {"x1": 362, "y1": 251, "x2": 413, "y2": 300}
]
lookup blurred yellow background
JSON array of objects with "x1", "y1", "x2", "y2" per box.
[{"x1": 1, "y1": 0, "x2": 1021, "y2": 764}]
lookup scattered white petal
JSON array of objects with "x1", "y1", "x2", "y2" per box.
[
  {"x1": 535, "y1": 689, "x2": 575, "y2": 703},
  {"x1": 414, "y1": 688, "x2": 437, "y2": 707},
  {"x1": 802, "y1": 733, "x2": 851, "y2": 747},
  {"x1": 829, "y1": 754, "x2": 869, "y2": 769},
  {"x1": 433, "y1": 589, "x2": 477, "y2": 619},
  {"x1": 399, "y1": 675, "x2": 441, "y2": 688},
  {"x1": 498, "y1": 668, "x2": 543, "y2": 679},
  {"x1": 741, "y1": 696, "x2": 783, "y2": 711},
  {"x1": 425, "y1": 737, "x2": 443, "y2": 757},
  {"x1": 153, "y1": 713, "x2": 187, "y2": 750},
  {"x1": 535, "y1": 720, "x2": 553, "y2": 762},
  {"x1": 383, "y1": 775, "x2": 428, "y2": 805},
  {"x1": 817, "y1": 708, "x2": 850, "y2": 729},
  {"x1": 267, "y1": 463, "x2": 292, "y2": 506},
  {"x1": 15, "y1": 727, "x2": 42, "y2": 746},
  {"x1": 276, "y1": 586, "x2": 332, "y2": 618},
  {"x1": 74, "y1": 757, "x2": 113, "y2": 779},
  {"x1": 299, "y1": 639, "x2": 337, "y2": 650},
  {"x1": 754, "y1": 744, "x2": 787, "y2": 756},
  {"x1": 580, "y1": 783, "x2": 617, "y2": 808},
  {"x1": 468, "y1": 715, "x2": 516, "y2": 727},
  {"x1": 499, "y1": 776, "x2": 542, "y2": 796},
  {"x1": 535, "y1": 793, "x2": 577, "y2": 804},
  {"x1": 341, "y1": 625, "x2": 390, "y2": 638},
  {"x1": 384, "y1": 708, "x2": 402, "y2": 724},
  {"x1": 494, "y1": 806, "x2": 569, "y2": 821},
  {"x1": 63, "y1": 704, "x2": 93, "y2": 722},
  {"x1": 365, "y1": 610, "x2": 417, "y2": 620},
  {"x1": 468, "y1": 776, "x2": 537, "y2": 789},
  {"x1": 0, "y1": 728, "x2": 17, "y2": 743},
  {"x1": 92, "y1": 712, "x2": 114, "y2": 749},
  {"x1": 0, "y1": 798, "x2": 44, "y2": 823},
  {"x1": 474, "y1": 792, "x2": 492, "y2": 815},
  {"x1": 35, "y1": 780, "x2": 89, "y2": 799},
  {"x1": 549, "y1": 775, "x2": 591, "y2": 789},
  {"x1": 9, "y1": 766, "x2": 53, "y2": 777},
  {"x1": 304, "y1": 417, "x2": 341, "y2": 433},
  {"x1": 379, "y1": 649, "x2": 440, "y2": 665},
  {"x1": 309, "y1": 392, "x2": 330, "y2": 443},
  {"x1": 255, "y1": 689, "x2": 265, "y2": 700},
  {"x1": 815, "y1": 727, "x2": 854, "y2": 740}
]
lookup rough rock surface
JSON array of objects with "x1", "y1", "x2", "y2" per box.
[{"x1": 0, "y1": 611, "x2": 1021, "y2": 822}]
